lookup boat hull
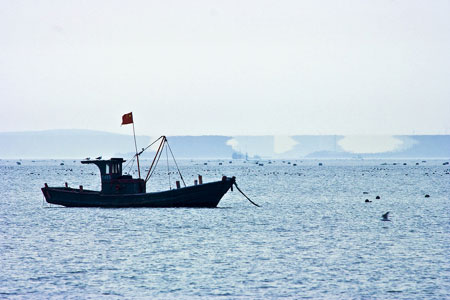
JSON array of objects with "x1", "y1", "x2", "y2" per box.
[{"x1": 42, "y1": 177, "x2": 235, "y2": 208}]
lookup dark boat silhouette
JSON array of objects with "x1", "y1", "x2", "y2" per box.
[
  {"x1": 42, "y1": 157, "x2": 235, "y2": 207},
  {"x1": 41, "y1": 113, "x2": 239, "y2": 208}
]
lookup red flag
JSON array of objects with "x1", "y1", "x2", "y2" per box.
[{"x1": 121, "y1": 112, "x2": 133, "y2": 125}]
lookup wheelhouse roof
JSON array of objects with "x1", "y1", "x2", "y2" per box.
[{"x1": 81, "y1": 158, "x2": 125, "y2": 164}]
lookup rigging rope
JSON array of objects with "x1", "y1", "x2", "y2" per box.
[
  {"x1": 125, "y1": 135, "x2": 186, "y2": 190},
  {"x1": 166, "y1": 143, "x2": 171, "y2": 190},
  {"x1": 140, "y1": 136, "x2": 164, "y2": 156},
  {"x1": 124, "y1": 136, "x2": 165, "y2": 177},
  {"x1": 145, "y1": 137, "x2": 166, "y2": 182},
  {"x1": 166, "y1": 141, "x2": 186, "y2": 187},
  {"x1": 147, "y1": 143, "x2": 165, "y2": 181},
  {"x1": 124, "y1": 156, "x2": 136, "y2": 175}
]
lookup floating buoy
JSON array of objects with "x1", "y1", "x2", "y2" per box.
[
  {"x1": 318, "y1": 163, "x2": 323, "y2": 166},
  {"x1": 363, "y1": 192, "x2": 369, "y2": 194},
  {"x1": 365, "y1": 199, "x2": 372, "y2": 203},
  {"x1": 376, "y1": 196, "x2": 380, "y2": 199},
  {"x1": 425, "y1": 194, "x2": 430, "y2": 198}
]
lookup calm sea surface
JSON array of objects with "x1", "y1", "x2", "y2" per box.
[{"x1": 0, "y1": 159, "x2": 449, "y2": 299}]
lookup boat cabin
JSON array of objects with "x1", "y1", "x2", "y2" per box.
[{"x1": 81, "y1": 158, "x2": 146, "y2": 194}]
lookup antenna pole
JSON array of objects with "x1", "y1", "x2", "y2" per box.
[{"x1": 132, "y1": 122, "x2": 141, "y2": 179}]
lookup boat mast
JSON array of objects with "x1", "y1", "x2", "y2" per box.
[{"x1": 132, "y1": 122, "x2": 141, "y2": 179}]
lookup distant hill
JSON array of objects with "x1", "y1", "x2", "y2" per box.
[
  {"x1": 115, "y1": 136, "x2": 235, "y2": 159},
  {"x1": 0, "y1": 130, "x2": 449, "y2": 159},
  {"x1": 0, "y1": 130, "x2": 235, "y2": 159},
  {"x1": 0, "y1": 130, "x2": 150, "y2": 159}
]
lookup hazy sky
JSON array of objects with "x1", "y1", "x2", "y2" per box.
[{"x1": 1, "y1": 0, "x2": 449, "y2": 136}]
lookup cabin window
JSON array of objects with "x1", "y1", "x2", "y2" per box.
[
  {"x1": 112, "y1": 163, "x2": 118, "y2": 174},
  {"x1": 106, "y1": 164, "x2": 110, "y2": 174}
]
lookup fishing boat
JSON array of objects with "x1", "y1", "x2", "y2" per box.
[
  {"x1": 41, "y1": 157, "x2": 236, "y2": 208},
  {"x1": 41, "y1": 113, "x2": 257, "y2": 208}
]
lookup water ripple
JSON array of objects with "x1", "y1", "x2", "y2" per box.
[{"x1": 0, "y1": 159, "x2": 449, "y2": 298}]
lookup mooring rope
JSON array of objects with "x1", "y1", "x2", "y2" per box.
[{"x1": 233, "y1": 183, "x2": 260, "y2": 207}]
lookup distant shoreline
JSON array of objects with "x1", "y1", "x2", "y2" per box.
[{"x1": 0, "y1": 130, "x2": 449, "y2": 159}]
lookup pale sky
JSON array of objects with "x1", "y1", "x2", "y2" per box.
[{"x1": 1, "y1": 0, "x2": 449, "y2": 136}]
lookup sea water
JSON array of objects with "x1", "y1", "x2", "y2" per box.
[{"x1": 0, "y1": 159, "x2": 449, "y2": 299}]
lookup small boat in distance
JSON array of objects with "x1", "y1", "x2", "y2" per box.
[{"x1": 41, "y1": 113, "x2": 237, "y2": 208}]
